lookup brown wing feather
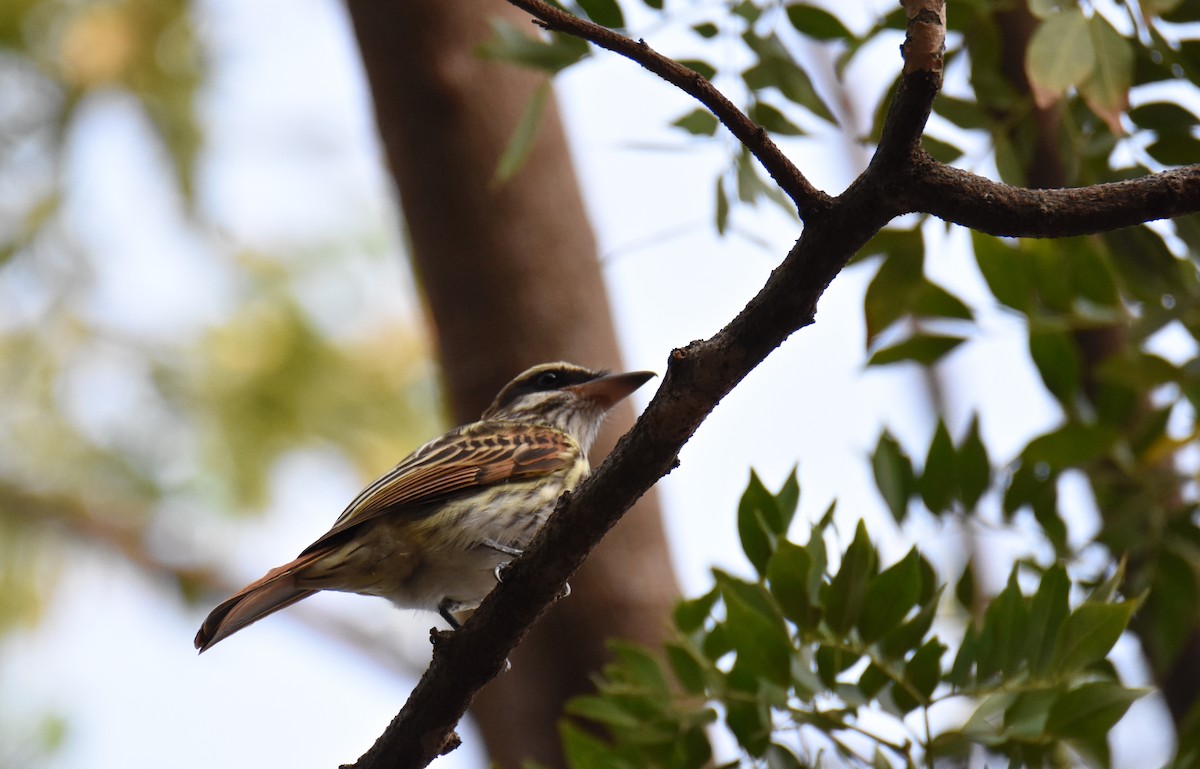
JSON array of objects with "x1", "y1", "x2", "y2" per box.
[
  {"x1": 303, "y1": 421, "x2": 579, "y2": 553},
  {"x1": 194, "y1": 547, "x2": 330, "y2": 652}
]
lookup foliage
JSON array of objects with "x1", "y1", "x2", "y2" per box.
[
  {"x1": 486, "y1": 0, "x2": 1200, "y2": 759},
  {"x1": 562, "y1": 472, "x2": 1144, "y2": 769}
]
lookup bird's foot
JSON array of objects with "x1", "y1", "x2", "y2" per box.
[{"x1": 437, "y1": 598, "x2": 464, "y2": 630}]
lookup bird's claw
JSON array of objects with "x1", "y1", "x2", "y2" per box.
[{"x1": 481, "y1": 539, "x2": 524, "y2": 558}]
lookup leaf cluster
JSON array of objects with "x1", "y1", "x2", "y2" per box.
[{"x1": 562, "y1": 472, "x2": 1143, "y2": 769}]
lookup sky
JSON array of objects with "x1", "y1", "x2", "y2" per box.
[{"x1": 0, "y1": 0, "x2": 1186, "y2": 767}]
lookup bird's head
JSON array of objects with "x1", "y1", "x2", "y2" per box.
[{"x1": 482, "y1": 362, "x2": 656, "y2": 452}]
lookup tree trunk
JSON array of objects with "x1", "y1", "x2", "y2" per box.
[{"x1": 344, "y1": 1, "x2": 681, "y2": 765}]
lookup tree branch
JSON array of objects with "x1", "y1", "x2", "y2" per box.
[{"x1": 904, "y1": 158, "x2": 1200, "y2": 237}]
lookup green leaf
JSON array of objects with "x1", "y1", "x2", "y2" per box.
[
  {"x1": 871, "y1": 430, "x2": 915, "y2": 522},
  {"x1": 863, "y1": 246, "x2": 924, "y2": 344},
  {"x1": 825, "y1": 521, "x2": 877, "y2": 635},
  {"x1": 749, "y1": 102, "x2": 805, "y2": 135},
  {"x1": 1029, "y1": 330, "x2": 1081, "y2": 404},
  {"x1": 935, "y1": 94, "x2": 991, "y2": 130},
  {"x1": 920, "y1": 420, "x2": 957, "y2": 514},
  {"x1": 733, "y1": 0, "x2": 762, "y2": 22},
  {"x1": 766, "y1": 742, "x2": 807, "y2": 769},
  {"x1": 715, "y1": 177, "x2": 730, "y2": 234},
  {"x1": 666, "y1": 641, "x2": 709, "y2": 695},
  {"x1": 1008, "y1": 462, "x2": 1069, "y2": 554},
  {"x1": 914, "y1": 281, "x2": 973, "y2": 323},
  {"x1": 785, "y1": 4, "x2": 852, "y2": 40},
  {"x1": 858, "y1": 226, "x2": 923, "y2": 266},
  {"x1": 725, "y1": 695, "x2": 772, "y2": 757},
  {"x1": 1028, "y1": 564, "x2": 1070, "y2": 675},
  {"x1": 692, "y1": 22, "x2": 720, "y2": 38},
  {"x1": 611, "y1": 642, "x2": 671, "y2": 693},
  {"x1": 859, "y1": 663, "x2": 890, "y2": 699},
  {"x1": 672, "y1": 108, "x2": 719, "y2": 136},
  {"x1": 738, "y1": 470, "x2": 784, "y2": 575},
  {"x1": 735, "y1": 149, "x2": 761, "y2": 204},
  {"x1": 993, "y1": 133, "x2": 1027, "y2": 186},
  {"x1": 576, "y1": 0, "x2": 625, "y2": 27},
  {"x1": 949, "y1": 624, "x2": 979, "y2": 689},
  {"x1": 977, "y1": 570, "x2": 1030, "y2": 680},
  {"x1": 1066, "y1": 240, "x2": 1122, "y2": 311},
  {"x1": 1045, "y1": 681, "x2": 1143, "y2": 738},
  {"x1": 716, "y1": 571, "x2": 791, "y2": 685},
  {"x1": 479, "y1": 19, "x2": 589, "y2": 72},
  {"x1": 1026, "y1": 9, "x2": 1095, "y2": 99},
  {"x1": 674, "y1": 587, "x2": 719, "y2": 633},
  {"x1": 1146, "y1": 134, "x2": 1200, "y2": 166},
  {"x1": 566, "y1": 695, "x2": 644, "y2": 729},
  {"x1": 768, "y1": 540, "x2": 816, "y2": 629},
  {"x1": 815, "y1": 644, "x2": 859, "y2": 688},
  {"x1": 702, "y1": 622, "x2": 733, "y2": 662},
  {"x1": 1089, "y1": 559, "x2": 1127, "y2": 604},
  {"x1": 973, "y1": 232, "x2": 1032, "y2": 312},
  {"x1": 867, "y1": 334, "x2": 966, "y2": 367},
  {"x1": 955, "y1": 564, "x2": 977, "y2": 613},
  {"x1": 560, "y1": 720, "x2": 629, "y2": 769},
  {"x1": 859, "y1": 548, "x2": 922, "y2": 643},
  {"x1": 1003, "y1": 686, "x2": 1059, "y2": 739},
  {"x1": 1081, "y1": 14, "x2": 1133, "y2": 127},
  {"x1": 922, "y1": 135, "x2": 964, "y2": 163},
  {"x1": 957, "y1": 416, "x2": 990, "y2": 510},
  {"x1": 1052, "y1": 600, "x2": 1137, "y2": 674},
  {"x1": 775, "y1": 470, "x2": 800, "y2": 527},
  {"x1": 880, "y1": 589, "x2": 940, "y2": 658},
  {"x1": 742, "y1": 39, "x2": 836, "y2": 123},
  {"x1": 1129, "y1": 102, "x2": 1198, "y2": 135},
  {"x1": 906, "y1": 640, "x2": 945, "y2": 703},
  {"x1": 679, "y1": 58, "x2": 717, "y2": 80},
  {"x1": 1021, "y1": 423, "x2": 1116, "y2": 469},
  {"x1": 492, "y1": 81, "x2": 551, "y2": 184}
]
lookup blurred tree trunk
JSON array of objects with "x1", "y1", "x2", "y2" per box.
[{"x1": 344, "y1": 1, "x2": 681, "y2": 766}]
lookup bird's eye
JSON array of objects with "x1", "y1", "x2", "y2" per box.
[{"x1": 535, "y1": 371, "x2": 560, "y2": 388}]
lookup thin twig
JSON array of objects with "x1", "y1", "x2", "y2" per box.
[{"x1": 504, "y1": 0, "x2": 833, "y2": 220}]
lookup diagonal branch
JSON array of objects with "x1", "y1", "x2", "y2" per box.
[{"x1": 504, "y1": 0, "x2": 832, "y2": 220}]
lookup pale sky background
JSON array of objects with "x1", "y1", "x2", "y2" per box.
[{"x1": 0, "y1": 0, "x2": 1190, "y2": 766}]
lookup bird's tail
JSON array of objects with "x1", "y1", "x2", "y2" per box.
[{"x1": 194, "y1": 548, "x2": 329, "y2": 653}]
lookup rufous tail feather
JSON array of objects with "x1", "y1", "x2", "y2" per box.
[{"x1": 194, "y1": 549, "x2": 329, "y2": 652}]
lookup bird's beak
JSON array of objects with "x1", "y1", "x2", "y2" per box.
[{"x1": 568, "y1": 370, "x2": 656, "y2": 409}]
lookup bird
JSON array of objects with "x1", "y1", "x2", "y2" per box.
[{"x1": 194, "y1": 361, "x2": 655, "y2": 652}]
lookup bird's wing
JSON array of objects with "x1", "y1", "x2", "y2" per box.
[{"x1": 302, "y1": 421, "x2": 580, "y2": 553}]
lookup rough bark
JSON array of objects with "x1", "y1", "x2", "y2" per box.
[{"x1": 343, "y1": 1, "x2": 680, "y2": 766}]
